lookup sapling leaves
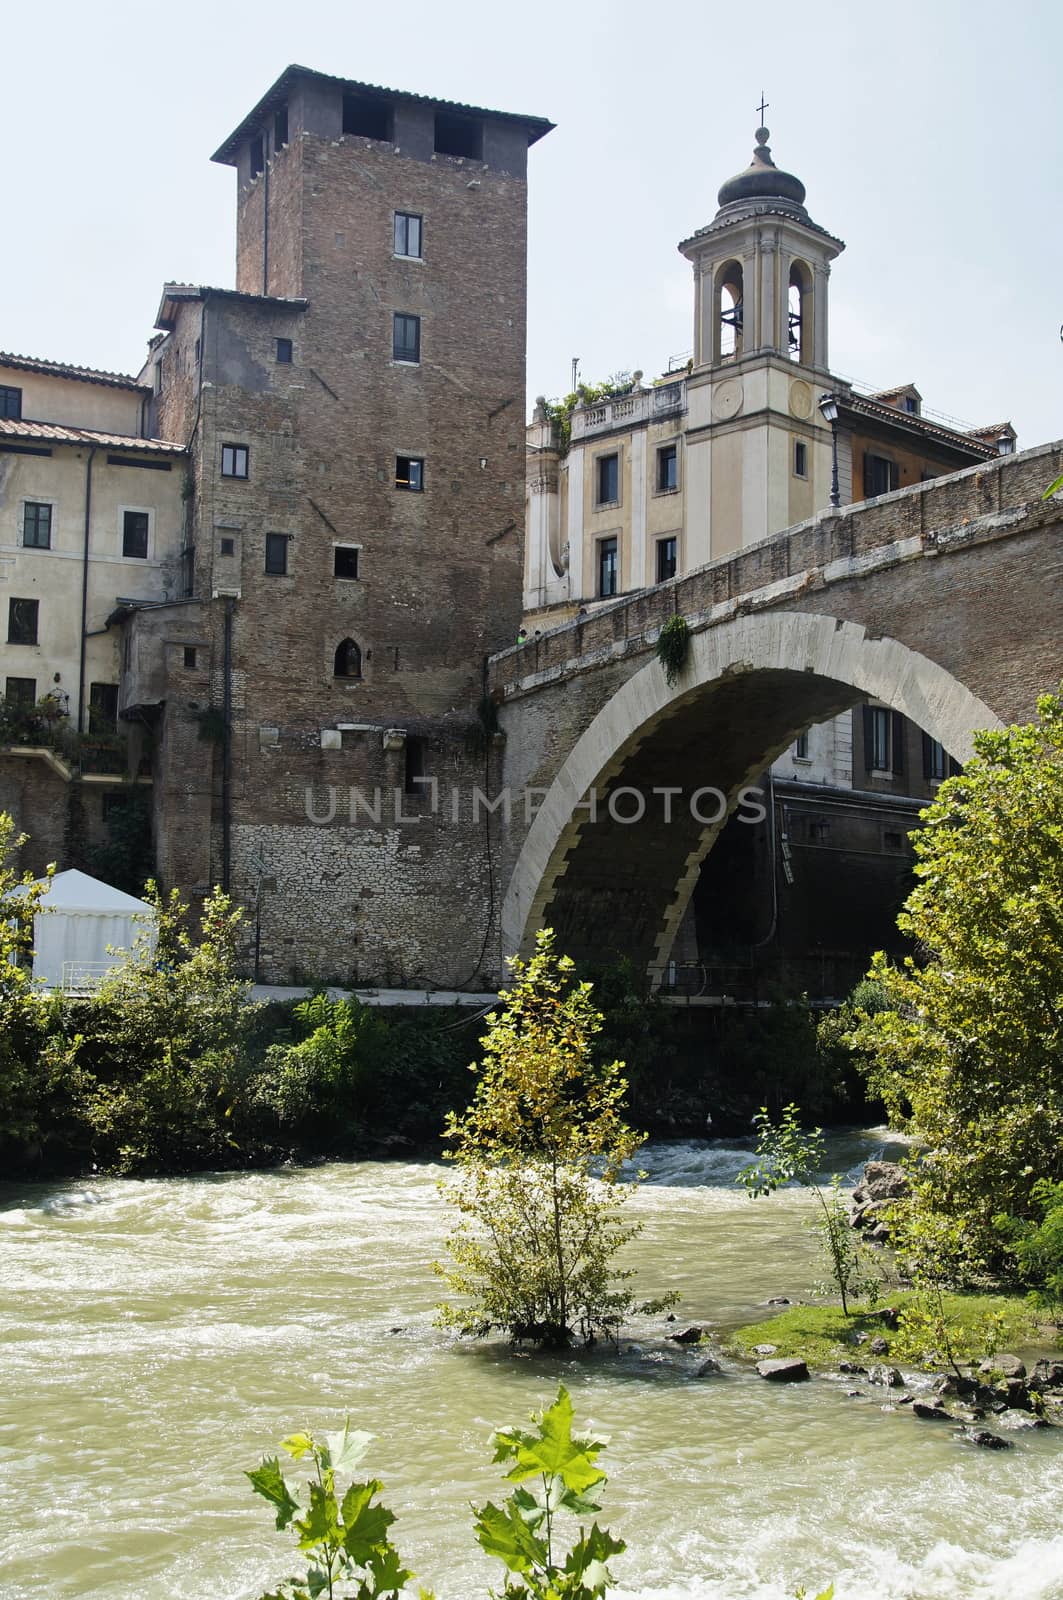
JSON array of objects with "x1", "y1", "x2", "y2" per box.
[{"x1": 248, "y1": 1457, "x2": 300, "y2": 1530}]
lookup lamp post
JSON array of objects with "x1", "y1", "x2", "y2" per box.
[{"x1": 818, "y1": 392, "x2": 841, "y2": 509}]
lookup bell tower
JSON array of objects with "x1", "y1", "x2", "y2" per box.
[{"x1": 677, "y1": 124, "x2": 845, "y2": 554}]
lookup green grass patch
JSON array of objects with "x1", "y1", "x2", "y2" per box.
[{"x1": 727, "y1": 1292, "x2": 1053, "y2": 1372}]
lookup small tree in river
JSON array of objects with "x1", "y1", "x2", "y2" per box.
[
  {"x1": 435, "y1": 929, "x2": 675, "y2": 1346},
  {"x1": 738, "y1": 1104, "x2": 880, "y2": 1315}
]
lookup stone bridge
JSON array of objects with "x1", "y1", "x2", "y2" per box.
[{"x1": 489, "y1": 441, "x2": 1063, "y2": 976}]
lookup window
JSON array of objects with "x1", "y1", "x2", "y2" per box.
[
  {"x1": 808, "y1": 819, "x2": 831, "y2": 843},
  {"x1": 154, "y1": 359, "x2": 164, "y2": 394},
  {"x1": 922, "y1": 733, "x2": 960, "y2": 783},
  {"x1": 656, "y1": 536, "x2": 677, "y2": 583},
  {"x1": 88, "y1": 682, "x2": 119, "y2": 734},
  {"x1": 395, "y1": 455, "x2": 424, "y2": 491},
  {"x1": 334, "y1": 545, "x2": 360, "y2": 580},
  {"x1": 434, "y1": 112, "x2": 482, "y2": 159},
  {"x1": 122, "y1": 510, "x2": 149, "y2": 559},
  {"x1": 8, "y1": 598, "x2": 38, "y2": 646},
  {"x1": 23, "y1": 502, "x2": 52, "y2": 549},
  {"x1": 249, "y1": 136, "x2": 264, "y2": 179},
  {"x1": 657, "y1": 444, "x2": 678, "y2": 493},
  {"x1": 404, "y1": 735, "x2": 428, "y2": 793},
  {"x1": 342, "y1": 93, "x2": 392, "y2": 140},
  {"x1": 219, "y1": 537, "x2": 235, "y2": 556},
  {"x1": 334, "y1": 638, "x2": 362, "y2": 678},
  {"x1": 598, "y1": 536, "x2": 618, "y2": 598},
  {"x1": 0, "y1": 385, "x2": 22, "y2": 419},
  {"x1": 5, "y1": 677, "x2": 35, "y2": 707},
  {"x1": 903, "y1": 395, "x2": 919, "y2": 414},
  {"x1": 222, "y1": 443, "x2": 249, "y2": 479},
  {"x1": 394, "y1": 212, "x2": 422, "y2": 259},
  {"x1": 864, "y1": 705, "x2": 905, "y2": 776},
  {"x1": 795, "y1": 731, "x2": 810, "y2": 759},
  {"x1": 863, "y1": 454, "x2": 898, "y2": 497},
  {"x1": 183, "y1": 646, "x2": 198, "y2": 670},
  {"x1": 274, "y1": 106, "x2": 288, "y2": 149},
  {"x1": 793, "y1": 440, "x2": 808, "y2": 478},
  {"x1": 883, "y1": 829, "x2": 904, "y2": 850},
  {"x1": 180, "y1": 545, "x2": 195, "y2": 597},
  {"x1": 393, "y1": 314, "x2": 420, "y2": 364},
  {"x1": 596, "y1": 452, "x2": 619, "y2": 506},
  {"x1": 265, "y1": 533, "x2": 289, "y2": 576},
  {"x1": 276, "y1": 338, "x2": 293, "y2": 364}
]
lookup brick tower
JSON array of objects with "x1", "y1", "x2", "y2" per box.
[{"x1": 129, "y1": 68, "x2": 552, "y2": 986}]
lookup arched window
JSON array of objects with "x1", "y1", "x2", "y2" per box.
[
  {"x1": 716, "y1": 261, "x2": 744, "y2": 361},
  {"x1": 334, "y1": 638, "x2": 362, "y2": 679},
  {"x1": 788, "y1": 261, "x2": 812, "y2": 363}
]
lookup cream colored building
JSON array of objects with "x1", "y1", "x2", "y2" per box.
[
  {"x1": 0, "y1": 354, "x2": 186, "y2": 736},
  {"x1": 525, "y1": 126, "x2": 1009, "y2": 624}
]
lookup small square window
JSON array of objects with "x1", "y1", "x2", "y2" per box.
[
  {"x1": 8, "y1": 598, "x2": 39, "y2": 646},
  {"x1": 276, "y1": 338, "x2": 293, "y2": 363},
  {"x1": 808, "y1": 819, "x2": 830, "y2": 843},
  {"x1": 222, "y1": 443, "x2": 249, "y2": 479},
  {"x1": 596, "y1": 453, "x2": 619, "y2": 506},
  {"x1": 598, "y1": 536, "x2": 619, "y2": 598},
  {"x1": 395, "y1": 455, "x2": 424, "y2": 491},
  {"x1": 656, "y1": 536, "x2": 677, "y2": 583},
  {"x1": 0, "y1": 385, "x2": 22, "y2": 420},
  {"x1": 23, "y1": 502, "x2": 52, "y2": 549},
  {"x1": 334, "y1": 546, "x2": 360, "y2": 580},
  {"x1": 394, "y1": 212, "x2": 423, "y2": 259},
  {"x1": 657, "y1": 444, "x2": 677, "y2": 493},
  {"x1": 265, "y1": 533, "x2": 289, "y2": 576},
  {"x1": 122, "y1": 510, "x2": 149, "y2": 559},
  {"x1": 183, "y1": 646, "x2": 198, "y2": 670},
  {"x1": 219, "y1": 537, "x2": 235, "y2": 557},
  {"x1": 794, "y1": 440, "x2": 808, "y2": 478},
  {"x1": 864, "y1": 454, "x2": 898, "y2": 497},
  {"x1": 883, "y1": 829, "x2": 904, "y2": 850},
  {"x1": 393, "y1": 313, "x2": 420, "y2": 364},
  {"x1": 5, "y1": 676, "x2": 36, "y2": 708}
]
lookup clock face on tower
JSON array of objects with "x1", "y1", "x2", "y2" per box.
[{"x1": 789, "y1": 380, "x2": 813, "y2": 420}]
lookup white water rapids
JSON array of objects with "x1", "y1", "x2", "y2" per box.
[{"x1": 1, "y1": 1131, "x2": 1061, "y2": 1599}]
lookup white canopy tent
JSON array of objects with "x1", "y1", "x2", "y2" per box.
[{"x1": 21, "y1": 870, "x2": 157, "y2": 991}]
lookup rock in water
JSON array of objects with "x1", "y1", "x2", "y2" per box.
[
  {"x1": 757, "y1": 1358, "x2": 810, "y2": 1382},
  {"x1": 868, "y1": 1365, "x2": 904, "y2": 1388},
  {"x1": 1031, "y1": 1359, "x2": 1063, "y2": 1390},
  {"x1": 979, "y1": 1353, "x2": 1027, "y2": 1380},
  {"x1": 959, "y1": 1427, "x2": 1013, "y2": 1450},
  {"x1": 694, "y1": 1357, "x2": 723, "y2": 1377},
  {"x1": 912, "y1": 1401, "x2": 951, "y2": 1421},
  {"x1": 668, "y1": 1325, "x2": 704, "y2": 1345}
]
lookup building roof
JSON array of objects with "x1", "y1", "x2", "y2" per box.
[
  {"x1": 0, "y1": 351, "x2": 149, "y2": 393},
  {"x1": 0, "y1": 418, "x2": 185, "y2": 455},
  {"x1": 839, "y1": 391, "x2": 997, "y2": 459},
  {"x1": 717, "y1": 127, "x2": 806, "y2": 211},
  {"x1": 154, "y1": 283, "x2": 309, "y2": 331},
  {"x1": 211, "y1": 63, "x2": 555, "y2": 165}
]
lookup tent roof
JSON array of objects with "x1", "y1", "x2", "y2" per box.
[{"x1": 27, "y1": 869, "x2": 155, "y2": 915}]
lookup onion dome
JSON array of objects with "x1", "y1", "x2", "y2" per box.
[{"x1": 717, "y1": 127, "x2": 806, "y2": 210}]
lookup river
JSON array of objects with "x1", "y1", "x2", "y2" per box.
[{"x1": 2, "y1": 1131, "x2": 1061, "y2": 1600}]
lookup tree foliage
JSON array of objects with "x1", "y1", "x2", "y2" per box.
[
  {"x1": 0, "y1": 813, "x2": 53, "y2": 1153},
  {"x1": 849, "y1": 691, "x2": 1063, "y2": 1281},
  {"x1": 738, "y1": 1104, "x2": 880, "y2": 1315},
  {"x1": 435, "y1": 929, "x2": 674, "y2": 1346}
]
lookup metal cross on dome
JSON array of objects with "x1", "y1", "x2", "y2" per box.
[{"x1": 756, "y1": 93, "x2": 769, "y2": 126}]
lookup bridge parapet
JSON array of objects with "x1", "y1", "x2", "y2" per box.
[{"x1": 492, "y1": 440, "x2": 1061, "y2": 701}]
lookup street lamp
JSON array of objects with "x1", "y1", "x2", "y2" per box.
[{"x1": 818, "y1": 391, "x2": 841, "y2": 509}]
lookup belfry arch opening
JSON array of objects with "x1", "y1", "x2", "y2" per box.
[
  {"x1": 788, "y1": 260, "x2": 812, "y2": 363},
  {"x1": 715, "y1": 261, "x2": 744, "y2": 361}
]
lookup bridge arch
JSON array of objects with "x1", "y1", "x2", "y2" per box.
[{"x1": 501, "y1": 610, "x2": 1002, "y2": 973}]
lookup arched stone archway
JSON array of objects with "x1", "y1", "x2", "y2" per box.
[{"x1": 501, "y1": 611, "x2": 1002, "y2": 972}]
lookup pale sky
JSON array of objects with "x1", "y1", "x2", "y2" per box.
[{"x1": 4, "y1": 0, "x2": 1060, "y2": 446}]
